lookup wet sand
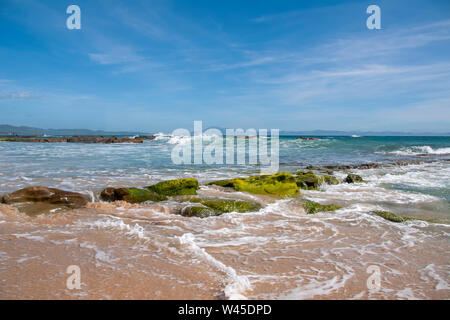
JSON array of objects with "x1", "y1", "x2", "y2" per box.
[{"x1": 1, "y1": 185, "x2": 449, "y2": 300}]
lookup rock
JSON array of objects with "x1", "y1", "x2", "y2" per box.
[
  {"x1": 303, "y1": 199, "x2": 341, "y2": 214},
  {"x1": 146, "y1": 178, "x2": 199, "y2": 196},
  {"x1": 0, "y1": 135, "x2": 155, "y2": 144},
  {"x1": 322, "y1": 175, "x2": 340, "y2": 185},
  {"x1": 209, "y1": 173, "x2": 299, "y2": 198},
  {"x1": 296, "y1": 137, "x2": 321, "y2": 140},
  {"x1": 294, "y1": 171, "x2": 340, "y2": 189},
  {"x1": 344, "y1": 173, "x2": 364, "y2": 183},
  {"x1": 372, "y1": 211, "x2": 411, "y2": 223},
  {"x1": 2, "y1": 186, "x2": 89, "y2": 214},
  {"x1": 100, "y1": 187, "x2": 167, "y2": 203},
  {"x1": 189, "y1": 198, "x2": 261, "y2": 213},
  {"x1": 294, "y1": 171, "x2": 321, "y2": 190},
  {"x1": 67, "y1": 136, "x2": 144, "y2": 144},
  {"x1": 180, "y1": 198, "x2": 260, "y2": 218},
  {"x1": 181, "y1": 206, "x2": 219, "y2": 218}
]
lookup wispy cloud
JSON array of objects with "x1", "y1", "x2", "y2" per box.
[{"x1": 0, "y1": 92, "x2": 40, "y2": 100}]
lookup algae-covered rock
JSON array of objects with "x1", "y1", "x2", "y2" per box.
[
  {"x1": 209, "y1": 173, "x2": 299, "y2": 198},
  {"x1": 322, "y1": 175, "x2": 340, "y2": 185},
  {"x1": 181, "y1": 206, "x2": 219, "y2": 218},
  {"x1": 372, "y1": 211, "x2": 411, "y2": 223},
  {"x1": 303, "y1": 199, "x2": 341, "y2": 214},
  {"x1": 189, "y1": 198, "x2": 261, "y2": 213},
  {"x1": 344, "y1": 173, "x2": 364, "y2": 183},
  {"x1": 294, "y1": 171, "x2": 321, "y2": 190},
  {"x1": 294, "y1": 171, "x2": 340, "y2": 189},
  {"x1": 100, "y1": 187, "x2": 167, "y2": 203},
  {"x1": 146, "y1": 178, "x2": 199, "y2": 196}
]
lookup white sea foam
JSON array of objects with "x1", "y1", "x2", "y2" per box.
[
  {"x1": 83, "y1": 218, "x2": 151, "y2": 241},
  {"x1": 178, "y1": 233, "x2": 251, "y2": 300},
  {"x1": 378, "y1": 146, "x2": 450, "y2": 156}
]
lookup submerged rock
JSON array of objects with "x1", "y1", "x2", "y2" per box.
[
  {"x1": 209, "y1": 173, "x2": 299, "y2": 198},
  {"x1": 296, "y1": 137, "x2": 321, "y2": 140},
  {"x1": 303, "y1": 199, "x2": 341, "y2": 214},
  {"x1": 1, "y1": 186, "x2": 89, "y2": 214},
  {"x1": 189, "y1": 198, "x2": 261, "y2": 213},
  {"x1": 100, "y1": 187, "x2": 167, "y2": 203},
  {"x1": 181, "y1": 206, "x2": 219, "y2": 218},
  {"x1": 372, "y1": 211, "x2": 411, "y2": 223},
  {"x1": 294, "y1": 171, "x2": 340, "y2": 190},
  {"x1": 344, "y1": 173, "x2": 364, "y2": 183},
  {"x1": 322, "y1": 175, "x2": 340, "y2": 185},
  {"x1": 294, "y1": 171, "x2": 321, "y2": 190},
  {"x1": 146, "y1": 178, "x2": 199, "y2": 196},
  {"x1": 180, "y1": 198, "x2": 261, "y2": 218}
]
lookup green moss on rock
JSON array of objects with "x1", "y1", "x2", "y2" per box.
[
  {"x1": 146, "y1": 178, "x2": 199, "y2": 196},
  {"x1": 294, "y1": 171, "x2": 321, "y2": 190},
  {"x1": 344, "y1": 173, "x2": 364, "y2": 183},
  {"x1": 100, "y1": 187, "x2": 167, "y2": 203},
  {"x1": 322, "y1": 175, "x2": 340, "y2": 185},
  {"x1": 125, "y1": 188, "x2": 167, "y2": 203},
  {"x1": 209, "y1": 173, "x2": 299, "y2": 198},
  {"x1": 303, "y1": 199, "x2": 341, "y2": 214},
  {"x1": 294, "y1": 171, "x2": 340, "y2": 189},
  {"x1": 181, "y1": 206, "x2": 219, "y2": 218},
  {"x1": 372, "y1": 211, "x2": 412, "y2": 223},
  {"x1": 189, "y1": 198, "x2": 261, "y2": 213}
]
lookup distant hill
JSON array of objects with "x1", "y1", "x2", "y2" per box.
[
  {"x1": 0, "y1": 125, "x2": 148, "y2": 137},
  {"x1": 204, "y1": 127, "x2": 450, "y2": 136},
  {"x1": 279, "y1": 130, "x2": 450, "y2": 136},
  {"x1": 1, "y1": 124, "x2": 449, "y2": 137}
]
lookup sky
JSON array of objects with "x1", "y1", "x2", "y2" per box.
[{"x1": 0, "y1": 0, "x2": 449, "y2": 133}]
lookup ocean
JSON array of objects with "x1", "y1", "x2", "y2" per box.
[{"x1": 0, "y1": 135, "x2": 449, "y2": 299}]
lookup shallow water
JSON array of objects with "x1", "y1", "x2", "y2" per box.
[{"x1": 0, "y1": 135, "x2": 449, "y2": 299}]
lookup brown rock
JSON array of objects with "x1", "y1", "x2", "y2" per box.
[{"x1": 2, "y1": 186, "x2": 89, "y2": 208}]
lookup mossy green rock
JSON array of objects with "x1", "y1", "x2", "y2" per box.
[
  {"x1": 303, "y1": 199, "x2": 341, "y2": 214},
  {"x1": 344, "y1": 173, "x2": 364, "y2": 183},
  {"x1": 322, "y1": 175, "x2": 339, "y2": 185},
  {"x1": 372, "y1": 211, "x2": 411, "y2": 223},
  {"x1": 209, "y1": 173, "x2": 299, "y2": 198},
  {"x1": 294, "y1": 171, "x2": 321, "y2": 190},
  {"x1": 146, "y1": 178, "x2": 199, "y2": 196},
  {"x1": 100, "y1": 187, "x2": 167, "y2": 203},
  {"x1": 189, "y1": 198, "x2": 261, "y2": 213},
  {"x1": 181, "y1": 206, "x2": 219, "y2": 218},
  {"x1": 294, "y1": 171, "x2": 340, "y2": 189}
]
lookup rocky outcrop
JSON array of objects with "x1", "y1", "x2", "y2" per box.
[
  {"x1": 180, "y1": 198, "x2": 261, "y2": 218},
  {"x1": 1, "y1": 186, "x2": 89, "y2": 214},
  {"x1": 344, "y1": 173, "x2": 364, "y2": 183},
  {"x1": 146, "y1": 178, "x2": 199, "y2": 197},
  {"x1": 209, "y1": 173, "x2": 299, "y2": 198},
  {"x1": 303, "y1": 199, "x2": 341, "y2": 214},
  {"x1": 100, "y1": 179, "x2": 200, "y2": 204},
  {"x1": 100, "y1": 187, "x2": 167, "y2": 203},
  {"x1": 372, "y1": 211, "x2": 411, "y2": 223},
  {"x1": 296, "y1": 137, "x2": 321, "y2": 140},
  {"x1": 294, "y1": 171, "x2": 321, "y2": 190},
  {"x1": 294, "y1": 171, "x2": 340, "y2": 190},
  {"x1": 0, "y1": 135, "x2": 155, "y2": 144}
]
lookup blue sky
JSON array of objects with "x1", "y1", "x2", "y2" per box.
[{"x1": 0, "y1": 0, "x2": 449, "y2": 132}]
